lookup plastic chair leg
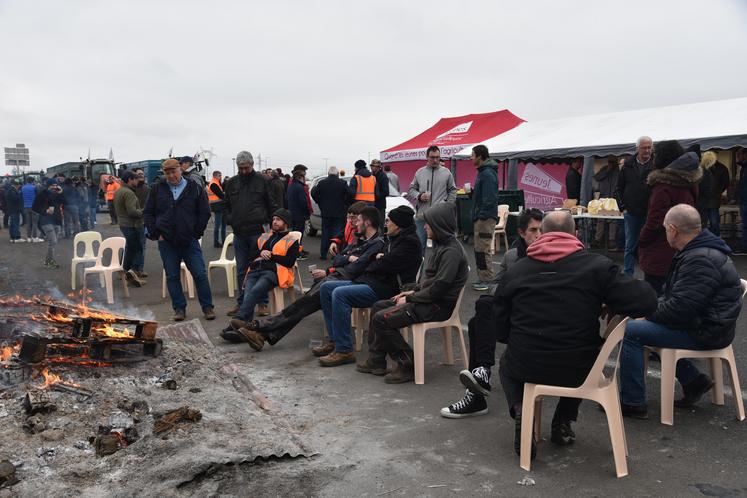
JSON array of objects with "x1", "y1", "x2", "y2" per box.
[
  {"x1": 660, "y1": 349, "x2": 677, "y2": 425},
  {"x1": 412, "y1": 326, "x2": 426, "y2": 385},
  {"x1": 520, "y1": 385, "x2": 537, "y2": 471},
  {"x1": 185, "y1": 271, "x2": 195, "y2": 299},
  {"x1": 226, "y1": 268, "x2": 235, "y2": 298},
  {"x1": 602, "y1": 396, "x2": 629, "y2": 478},
  {"x1": 457, "y1": 325, "x2": 468, "y2": 368},
  {"x1": 710, "y1": 357, "x2": 725, "y2": 405},
  {"x1": 104, "y1": 272, "x2": 114, "y2": 304},
  {"x1": 120, "y1": 271, "x2": 129, "y2": 298},
  {"x1": 725, "y1": 349, "x2": 746, "y2": 421},
  {"x1": 71, "y1": 262, "x2": 78, "y2": 290},
  {"x1": 442, "y1": 327, "x2": 454, "y2": 365},
  {"x1": 533, "y1": 398, "x2": 542, "y2": 440},
  {"x1": 270, "y1": 287, "x2": 284, "y2": 314},
  {"x1": 161, "y1": 271, "x2": 167, "y2": 299}
]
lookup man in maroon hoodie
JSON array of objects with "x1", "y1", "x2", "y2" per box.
[{"x1": 490, "y1": 210, "x2": 657, "y2": 460}]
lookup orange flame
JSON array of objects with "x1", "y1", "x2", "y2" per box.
[
  {"x1": 37, "y1": 367, "x2": 81, "y2": 389},
  {"x1": 1, "y1": 342, "x2": 20, "y2": 361},
  {"x1": 93, "y1": 323, "x2": 132, "y2": 339}
]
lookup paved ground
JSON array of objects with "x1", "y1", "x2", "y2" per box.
[{"x1": 3, "y1": 219, "x2": 747, "y2": 497}]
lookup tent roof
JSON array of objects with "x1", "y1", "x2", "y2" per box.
[
  {"x1": 455, "y1": 98, "x2": 747, "y2": 160},
  {"x1": 381, "y1": 109, "x2": 524, "y2": 162}
]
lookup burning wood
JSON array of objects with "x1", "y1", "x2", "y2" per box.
[{"x1": 153, "y1": 406, "x2": 202, "y2": 435}]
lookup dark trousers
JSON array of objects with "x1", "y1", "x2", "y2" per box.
[
  {"x1": 291, "y1": 220, "x2": 306, "y2": 250},
  {"x1": 468, "y1": 295, "x2": 498, "y2": 370},
  {"x1": 644, "y1": 273, "x2": 666, "y2": 296},
  {"x1": 213, "y1": 210, "x2": 227, "y2": 245},
  {"x1": 120, "y1": 226, "x2": 143, "y2": 272},
  {"x1": 368, "y1": 300, "x2": 416, "y2": 358},
  {"x1": 107, "y1": 200, "x2": 118, "y2": 224},
  {"x1": 320, "y1": 217, "x2": 345, "y2": 258},
  {"x1": 499, "y1": 352, "x2": 583, "y2": 423},
  {"x1": 233, "y1": 232, "x2": 261, "y2": 306},
  {"x1": 256, "y1": 277, "x2": 327, "y2": 344}
]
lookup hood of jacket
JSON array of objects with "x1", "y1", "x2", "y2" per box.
[
  {"x1": 478, "y1": 158, "x2": 499, "y2": 172},
  {"x1": 647, "y1": 163, "x2": 702, "y2": 188},
  {"x1": 681, "y1": 228, "x2": 732, "y2": 255},
  {"x1": 527, "y1": 232, "x2": 585, "y2": 263},
  {"x1": 423, "y1": 202, "x2": 457, "y2": 241},
  {"x1": 355, "y1": 167, "x2": 372, "y2": 177}
]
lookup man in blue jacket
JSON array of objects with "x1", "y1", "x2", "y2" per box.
[
  {"x1": 143, "y1": 159, "x2": 215, "y2": 322},
  {"x1": 470, "y1": 145, "x2": 499, "y2": 291},
  {"x1": 310, "y1": 166, "x2": 350, "y2": 259},
  {"x1": 32, "y1": 179, "x2": 65, "y2": 268},
  {"x1": 619, "y1": 204, "x2": 743, "y2": 418},
  {"x1": 21, "y1": 177, "x2": 40, "y2": 242},
  {"x1": 286, "y1": 164, "x2": 310, "y2": 260}
]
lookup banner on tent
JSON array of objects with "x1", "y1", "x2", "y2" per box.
[
  {"x1": 518, "y1": 162, "x2": 569, "y2": 210},
  {"x1": 381, "y1": 144, "x2": 471, "y2": 163}
]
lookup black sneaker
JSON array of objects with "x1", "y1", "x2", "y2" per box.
[
  {"x1": 514, "y1": 414, "x2": 537, "y2": 460},
  {"x1": 620, "y1": 403, "x2": 648, "y2": 419},
  {"x1": 675, "y1": 373, "x2": 714, "y2": 408},
  {"x1": 550, "y1": 420, "x2": 575, "y2": 446},
  {"x1": 440, "y1": 390, "x2": 488, "y2": 419},
  {"x1": 459, "y1": 366, "x2": 491, "y2": 397}
]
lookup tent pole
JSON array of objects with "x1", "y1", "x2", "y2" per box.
[{"x1": 580, "y1": 156, "x2": 594, "y2": 206}]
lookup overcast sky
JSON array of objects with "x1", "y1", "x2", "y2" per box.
[{"x1": 1, "y1": 0, "x2": 746, "y2": 177}]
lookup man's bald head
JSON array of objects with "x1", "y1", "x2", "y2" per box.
[
  {"x1": 664, "y1": 204, "x2": 701, "y2": 235},
  {"x1": 541, "y1": 210, "x2": 575, "y2": 235}
]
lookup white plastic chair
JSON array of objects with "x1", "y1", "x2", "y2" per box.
[
  {"x1": 400, "y1": 285, "x2": 468, "y2": 385},
  {"x1": 82, "y1": 236, "x2": 129, "y2": 304},
  {"x1": 491, "y1": 205, "x2": 510, "y2": 253},
  {"x1": 208, "y1": 233, "x2": 237, "y2": 297},
  {"x1": 71, "y1": 231, "x2": 102, "y2": 290},
  {"x1": 161, "y1": 238, "x2": 202, "y2": 299},
  {"x1": 520, "y1": 317, "x2": 630, "y2": 478}
]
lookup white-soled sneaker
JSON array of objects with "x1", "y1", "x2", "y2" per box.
[{"x1": 440, "y1": 390, "x2": 488, "y2": 419}]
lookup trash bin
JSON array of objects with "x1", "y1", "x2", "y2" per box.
[
  {"x1": 456, "y1": 194, "x2": 474, "y2": 238},
  {"x1": 497, "y1": 190, "x2": 525, "y2": 240}
]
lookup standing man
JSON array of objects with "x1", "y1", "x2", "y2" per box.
[
  {"x1": 179, "y1": 156, "x2": 206, "y2": 189},
  {"x1": 61, "y1": 178, "x2": 81, "y2": 238},
  {"x1": 105, "y1": 176, "x2": 120, "y2": 225},
  {"x1": 349, "y1": 159, "x2": 379, "y2": 207},
  {"x1": 565, "y1": 157, "x2": 583, "y2": 202},
  {"x1": 113, "y1": 170, "x2": 146, "y2": 287},
  {"x1": 593, "y1": 156, "x2": 621, "y2": 249},
  {"x1": 615, "y1": 136, "x2": 654, "y2": 275},
  {"x1": 32, "y1": 179, "x2": 64, "y2": 269},
  {"x1": 735, "y1": 147, "x2": 747, "y2": 255},
  {"x1": 370, "y1": 159, "x2": 390, "y2": 226},
  {"x1": 88, "y1": 176, "x2": 100, "y2": 227},
  {"x1": 699, "y1": 151, "x2": 730, "y2": 236},
  {"x1": 21, "y1": 177, "x2": 40, "y2": 243},
  {"x1": 407, "y1": 145, "x2": 458, "y2": 254},
  {"x1": 5, "y1": 181, "x2": 23, "y2": 243},
  {"x1": 223, "y1": 151, "x2": 278, "y2": 316},
  {"x1": 470, "y1": 145, "x2": 499, "y2": 291},
  {"x1": 207, "y1": 170, "x2": 227, "y2": 248},
  {"x1": 143, "y1": 159, "x2": 214, "y2": 321},
  {"x1": 311, "y1": 166, "x2": 350, "y2": 259},
  {"x1": 130, "y1": 167, "x2": 150, "y2": 279},
  {"x1": 286, "y1": 164, "x2": 311, "y2": 260},
  {"x1": 384, "y1": 164, "x2": 400, "y2": 194},
  {"x1": 270, "y1": 169, "x2": 287, "y2": 209},
  {"x1": 76, "y1": 177, "x2": 90, "y2": 231}
]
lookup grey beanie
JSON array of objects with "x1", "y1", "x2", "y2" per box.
[{"x1": 236, "y1": 151, "x2": 254, "y2": 166}]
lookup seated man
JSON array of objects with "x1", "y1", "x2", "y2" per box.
[
  {"x1": 441, "y1": 208, "x2": 543, "y2": 418},
  {"x1": 492, "y1": 211, "x2": 656, "y2": 459},
  {"x1": 360, "y1": 202, "x2": 469, "y2": 384},
  {"x1": 318, "y1": 205, "x2": 422, "y2": 367},
  {"x1": 619, "y1": 204, "x2": 742, "y2": 418},
  {"x1": 328, "y1": 201, "x2": 367, "y2": 257},
  {"x1": 223, "y1": 208, "x2": 299, "y2": 338},
  {"x1": 230, "y1": 206, "x2": 385, "y2": 351}
]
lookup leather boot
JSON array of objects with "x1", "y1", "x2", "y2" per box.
[{"x1": 384, "y1": 351, "x2": 414, "y2": 384}]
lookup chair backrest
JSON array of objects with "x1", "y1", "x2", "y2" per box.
[
  {"x1": 496, "y1": 208, "x2": 509, "y2": 230},
  {"x1": 288, "y1": 231, "x2": 302, "y2": 242},
  {"x1": 740, "y1": 279, "x2": 747, "y2": 299},
  {"x1": 580, "y1": 317, "x2": 630, "y2": 390},
  {"x1": 219, "y1": 232, "x2": 235, "y2": 261},
  {"x1": 448, "y1": 285, "x2": 467, "y2": 321},
  {"x1": 74, "y1": 231, "x2": 102, "y2": 259},
  {"x1": 97, "y1": 237, "x2": 126, "y2": 268},
  {"x1": 498, "y1": 204, "x2": 509, "y2": 214}
]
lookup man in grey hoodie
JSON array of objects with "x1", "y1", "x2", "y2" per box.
[
  {"x1": 361, "y1": 202, "x2": 469, "y2": 384},
  {"x1": 407, "y1": 146, "x2": 458, "y2": 254}
]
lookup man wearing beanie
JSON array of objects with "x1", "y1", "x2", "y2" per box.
[
  {"x1": 32, "y1": 178, "x2": 64, "y2": 268},
  {"x1": 349, "y1": 159, "x2": 379, "y2": 206},
  {"x1": 317, "y1": 205, "x2": 422, "y2": 367},
  {"x1": 223, "y1": 208, "x2": 299, "y2": 343}
]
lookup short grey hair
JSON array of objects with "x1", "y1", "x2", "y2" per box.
[
  {"x1": 664, "y1": 204, "x2": 701, "y2": 234},
  {"x1": 236, "y1": 151, "x2": 254, "y2": 166},
  {"x1": 636, "y1": 136, "x2": 653, "y2": 148},
  {"x1": 541, "y1": 210, "x2": 575, "y2": 235},
  {"x1": 328, "y1": 166, "x2": 338, "y2": 175}
]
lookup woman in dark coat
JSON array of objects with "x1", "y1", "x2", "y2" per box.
[{"x1": 637, "y1": 140, "x2": 701, "y2": 295}]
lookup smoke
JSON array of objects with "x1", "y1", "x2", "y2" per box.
[{"x1": 42, "y1": 282, "x2": 156, "y2": 321}]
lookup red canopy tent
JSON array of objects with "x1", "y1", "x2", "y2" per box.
[{"x1": 380, "y1": 110, "x2": 524, "y2": 190}]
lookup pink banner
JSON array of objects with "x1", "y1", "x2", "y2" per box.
[{"x1": 517, "y1": 162, "x2": 569, "y2": 210}]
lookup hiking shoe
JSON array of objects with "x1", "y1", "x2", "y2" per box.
[
  {"x1": 675, "y1": 373, "x2": 715, "y2": 408},
  {"x1": 356, "y1": 355, "x2": 388, "y2": 376},
  {"x1": 620, "y1": 403, "x2": 648, "y2": 419},
  {"x1": 230, "y1": 318, "x2": 248, "y2": 330},
  {"x1": 551, "y1": 420, "x2": 576, "y2": 446},
  {"x1": 44, "y1": 258, "x2": 60, "y2": 269},
  {"x1": 472, "y1": 281, "x2": 490, "y2": 292},
  {"x1": 203, "y1": 307, "x2": 216, "y2": 320},
  {"x1": 220, "y1": 327, "x2": 243, "y2": 343},
  {"x1": 173, "y1": 309, "x2": 186, "y2": 322},
  {"x1": 126, "y1": 269, "x2": 145, "y2": 287},
  {"x1": 257, "y1": 304, "x2": 270, "y2": 316},
  {"x1": 319, "y1": 351, "x2": 356, "y2": 367},
  {"x1": 384, "y1": 360, "x2": 414, "y2": 384},
  {"x1": 135, "y1": 270, "x2": 149, "y2": 279},
  {"x1": 459, "y1": 366, "x2": 492, "y2": 397},
  {"x1": 237, "y1": 327, "x2": 265, "y2": 351},
  {"x1": 440, "y1": 390, "x2": 488, "y2": 419},
  {"x1": 226, "y1": 305, "x2": 240, "y2": 316},
  {"x1": 514, "y1": 414, "x2": 537, "y2": 460},
  {"x1": 311, "y1": 341, "x2": 335, "y2": 357}
]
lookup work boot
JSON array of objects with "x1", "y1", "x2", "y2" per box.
[
  {"x1": 257, "y1": 304, "x2": 270, "y2": 316},
  {"x1": 675, "y1": 373, "x2": 715, "y2": 408},
  {"x1": 620, "y1": 403, "x2": 648, "y2": 419},
  {"x1": 311, "y1": 341, "x2": 335, "y2": 357},
  {"x1": 356, "y1": 353, "x2": 388, "y2": 375},
  {"x1": 440, "y1": 390, "x2": 488, "y2": 419},
  {"x1": 237, "y1": 327, "x2": 265, "y2": 351},
  {"x1": 319, "y1": 351, "x2": 356, "y2": 367},
  {"x1": 230, "y1": 318, "x2": 249, "y2": 330},
  {"x1": 173, "y1": 309, "x2": 186, "y2": 322},
  {"x1": 384, "y1": 351, "x2": 414, "y2": 384},
  {"x1": 550, "y1": 420, "x2": 576, "y2": 446},
  {"x1": 203, "y1": 307, "x2": 216, "y2": 320},
  {"x1": 126, "y1": 269, "x2": 145, "y2": 287},
  {"x1": 459, "y1": 366, "x2": 492, "y2": 397},
  {"x1": 226, "y1": 305, "x2": 240, "y2": 316},
  {"x1": 515, "y1": 413, "x2": 537, "y2": 460},
  {"x1": 135, "y1": 270, "x2": 149, "y2": 279},
  {"x1": 220, "y1": 328, "x2": 243, "y2": 343}
]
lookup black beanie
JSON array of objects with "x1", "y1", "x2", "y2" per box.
[
  {"x1": 354, "y1": 159, "x2": 366, "y2": 170},
  {"x1": 273, "y1": 208, "x2": 292, "y2": 227},
  {"x1": 388, "y1": 205, "x2": 415, "y2": 228}
]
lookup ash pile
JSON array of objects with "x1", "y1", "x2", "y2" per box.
[{"x1": 0, "y1": 296, "x2": 312, "y2": 496}]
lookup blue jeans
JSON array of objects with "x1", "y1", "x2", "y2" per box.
[
  {"x1": 237, "y1": 269, "x2": 278, "y2": 321},
  {"x1": 320, "y1": 280, "x2": 379, "y2": 353},
  {"x1": 619, "y1": 319, "x2": 703, "y2": 406},
  {"x1": 89, "y1": 205, "x2": 97, "y2": 226},
  {"x1": 8, "y1": 213, "x2": 21, "y2": 240},
  {"x1": 233, "y1": 232, "x2": 261, "y2": 305},
  {"x1": 707, "y1": 208, "x2": 721, "y2": 237},
  {"x1": 158, "y1": 239, "x2": 214, "y2": 312},
  {"x1": 120, "y1": 226, "x2": 143, "y2": 272},
  {"x1": 415, "y1": 218, "x2": 427, "y2": 256},
  {"x1": 616, "y1": 219, "x2": 625, "y2": 250},
  {"x1": 213, "y1": 211, "x2": 227, "y2": 245},
  {"x1": 132, "y1": 227, "x2": 146, "y2": 272},
  {"x1": 623, "y1": 212, "x2": 644, "y2": 276},
  {"x1": 321, "y1": 217, "x2": 345, "y2": 258}
]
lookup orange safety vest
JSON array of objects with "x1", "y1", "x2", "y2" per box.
[
  {"x1": 207, "y1": 178, "x2": 223, "y2": 203},
  {"x1": 105, "y1": 181, "x2": 120, "y2": 201},
  {"x1": 354, "y1": 175, "x2": 376, "y2": 202},
  {"x1": 256, "y1": 232, "x2": 296, "y2": 288}
]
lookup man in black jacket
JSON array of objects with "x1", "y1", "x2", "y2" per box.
[
  {"x1": 615, "y1": 136, "x2": 654, "y2": 275},
  {"x1": 363, "y1": 202, "x2": 469, "y2": 384},
  {"x1": 370, "y1": 159, "x2": 390, "y2": 226},
  {"x1": 316, "y1": 206, "x2": 421, "y2": 367},
  {"x1": 619, "y1": 204, "x2": 742, "y2": 418},
  {"x1": 143, "y1": 159, "x2": 214, "y2": 322},
  {"x1": 493, "y1": 210, "x2": 657, "y2": 458},
  {"x1": 311, "y1": 166, "x2": 351, "y2": 259},
  {"x1": 223, "y1": 151, "x2": 279, "y2": 315}
]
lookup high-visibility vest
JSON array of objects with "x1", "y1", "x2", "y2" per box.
[
  {"x1": 354, "y1": 175, "x2": 376, "y2": 202},
  {"x1": 256, "y1": 232, "x2": 296, "y2": 288},
  {"x1": 207, "y1": 178, "x2": 223, "y2": 203},
  {"x1": 105, "y1": 181, "x2": 120, "y2": 201}
]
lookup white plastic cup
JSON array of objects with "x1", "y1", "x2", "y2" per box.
[
  {"x1": 518, "y1": 205, "x2": 523, "y2": 212},
  {"x1": 464, "y1": 182, "x2": 471, "y2": 193}
]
